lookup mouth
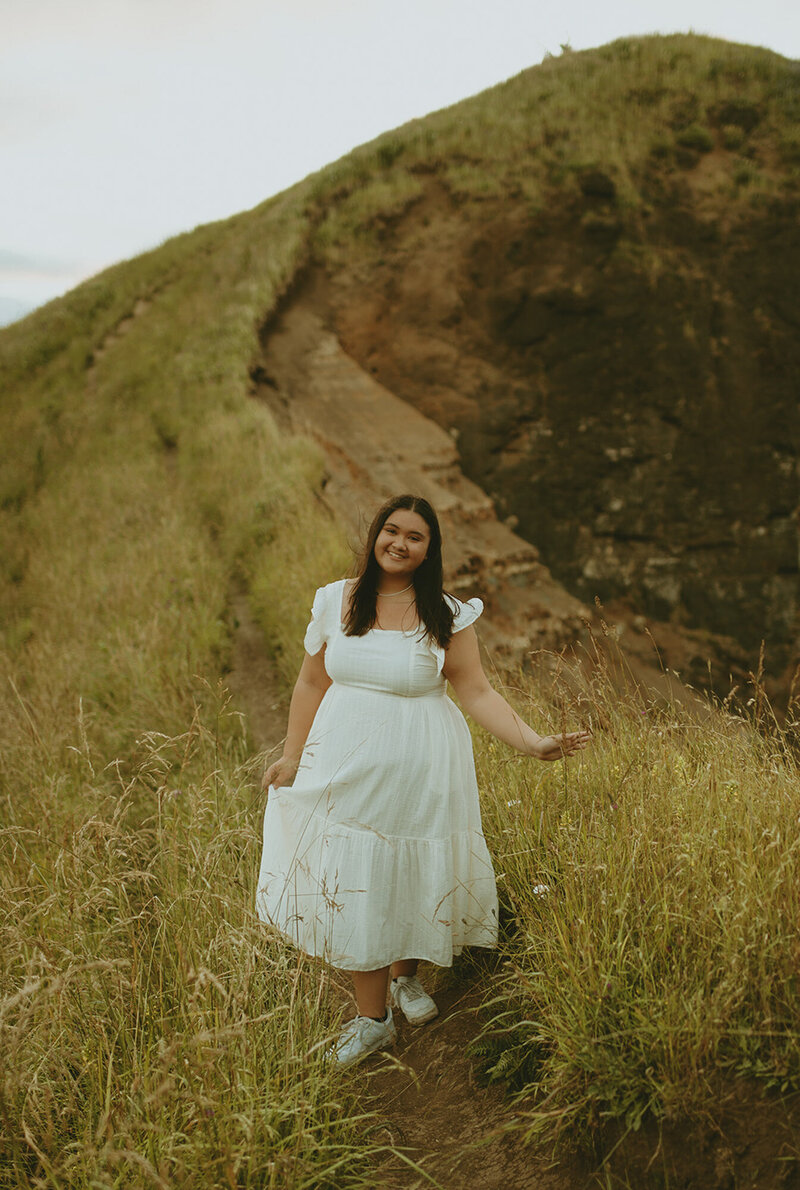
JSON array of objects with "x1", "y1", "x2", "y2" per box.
[{"x1": 387, "y1": 551, "x2": 407, "y2": 560}]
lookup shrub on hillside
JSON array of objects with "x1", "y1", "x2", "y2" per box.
[{"x1": 675, "y1": 124, "x2": 714, "y2": 152}]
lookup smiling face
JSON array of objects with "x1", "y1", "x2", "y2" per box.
[{"x1": 374, "y1": 509, "x2": 431, "y2": 581}]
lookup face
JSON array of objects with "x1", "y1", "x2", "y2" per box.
[{"x1": 374, "y1": 509, "x2": 431, "y2": 580}]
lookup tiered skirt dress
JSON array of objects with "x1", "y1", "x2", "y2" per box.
[{"x1": 255, "y1": 579, "x2": 498, "y2": 970}]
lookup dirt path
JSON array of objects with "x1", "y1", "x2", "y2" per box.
[
  {"x1": 226, "y1": 591, "x2": 288, "y2": 755},
  {"x1": 355, "y1": 966, "x2": 586, "y2": 1190},
  {"x1": 225, "y1": 595, "x2": 587, "y2": 1189},
  {"x1": 86, "y1": 297, "x2": 151, "y2": 393}
]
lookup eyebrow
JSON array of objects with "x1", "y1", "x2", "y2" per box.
[{"x1": 385, "y1": 520, "x2": 428, "y2": 536}]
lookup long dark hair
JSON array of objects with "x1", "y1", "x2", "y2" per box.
[{"x1": 344, "y1": 494, "x2": 456, "y2": 648}]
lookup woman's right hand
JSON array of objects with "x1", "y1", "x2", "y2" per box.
[
  {"x1": 263, "y1": 755, "x2": 299, "y2": 790},
  {"x1": 531, "y1": 731, "x2": 592, "y2": 761}
]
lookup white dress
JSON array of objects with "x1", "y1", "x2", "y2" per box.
[{"x1": 255, "y1": 579, "x2": 499, "y2": 971}]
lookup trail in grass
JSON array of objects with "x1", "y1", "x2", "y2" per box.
[
  {"x1": 227, "y1": 590, "x2": 288, "y2": 753},
  {"x1": 227, "y1": 608, "x2": 584, "y2": 1188},
  {"x1": 357, "y1": 970, "x2": 584, "y2": 1190}
]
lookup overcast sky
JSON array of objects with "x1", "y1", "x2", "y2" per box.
[{"x1": 2, "y1": 0, "x2": 798, "y2": 324}]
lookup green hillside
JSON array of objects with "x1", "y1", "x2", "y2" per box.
[
  {"x1": 315, "y1": 33, "x2": 799, "y2": 231},
  {"x1": 2, "y1": 34, "x2": 800, "y2": 1188}
]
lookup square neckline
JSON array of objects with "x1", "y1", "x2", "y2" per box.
[{"x1": 338, "y1": 577, "x2": 423, "y2": 635}]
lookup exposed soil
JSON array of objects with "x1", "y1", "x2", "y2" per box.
[
  {"x1": 351, "y1": 963, "x2": 800, "y2": 1190},
  {"x1": 322, "y1": 963, "x2": 800, "y2": 1190},
  {"x1": 250, "y1": 284, "x2": 725, "y2": 714},
  {"x1": 226, "y1": 590, "x2": 288, "y2": 754},
  {"x1": 250, "y1": 296, "x2": 590, "y2": 669},
  {"x1": 353, "y1": 966, "x2": 588, "y2": 1190},
  {"x1": 313, "y1": 175, "x2": 800, "y2": 705},
  {"x1": 225, "y1": 602, "x2": 587, "y2": 1189},
  {"x1": 602, "y1": 1088, "x2": 800, "y2": 1189}
]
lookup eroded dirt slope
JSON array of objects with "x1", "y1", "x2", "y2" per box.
[
  {"x1": 251, "y1": 280, "x2": 741, "y2": 707},
  {"x1": 252, "y1": 299, "x2": 589, "y2": 667},
  {"x1": 320, "y1": 174, "x2": 800, "y2": 702}
]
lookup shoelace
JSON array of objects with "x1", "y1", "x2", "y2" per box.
[
  {"x1": 397, "y1": 979, "x2": 424, "y2": 1000},
  {"x1": 338, "y1": 1017, "x2": 365, "y2": 1045},
  {"x1": 341, "y1": 1014, "x2": 386, "y2": 1040}
]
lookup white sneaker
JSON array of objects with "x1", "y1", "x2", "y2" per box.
[
  {"x1": 330, "y1": 1007, "x2": 397, "y2": 1068},
  {"x1": 390, "y1": 975, "x2": 439, "y2": 1025}
]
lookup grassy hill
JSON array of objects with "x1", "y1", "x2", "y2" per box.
[{"x1": 2, "y1": 34, "x2": 800, "y2": 1188}]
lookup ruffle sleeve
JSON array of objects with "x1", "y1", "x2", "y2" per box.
[
  {"x1": 451, "y1": 596, "x2": 484, "y2": 633},
  {"x1": 428, "y1": 595, "x2": 484, "y2": 675},
  {"x1": 302, "y1": 586, "x2": 328, "y2": 656}
]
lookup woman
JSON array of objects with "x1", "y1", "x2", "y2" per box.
[{"x1": 256, "y1": 494, "x2": 590, "y2": 1068}]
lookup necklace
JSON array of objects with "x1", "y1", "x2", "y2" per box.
[{"x1": 377, "y1": 582, "x2": 414, "y2": 598}]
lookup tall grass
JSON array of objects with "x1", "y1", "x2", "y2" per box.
[
  {"x1": 0, "y1": 183, "x2": 347, "y2": 791},
  {"x1": 5, "y1": 639, "x2": 798, "y2": 1183},
  {"x1": 0, "y1": 178, "x2": 363, "y2": 1188},
  {"x1": 0, "y1": 693, "x2": 390, "y2": 1189},
  {"x1": 471, "y1": 641, "x2": 800, "y2": 1155}
]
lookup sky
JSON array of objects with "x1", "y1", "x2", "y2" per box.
[{"x1": 2, "y1": 0, "x2": 799, "y2": 325}]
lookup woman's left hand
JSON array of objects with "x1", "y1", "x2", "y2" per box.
[{"x1": 532, "y1": 730, "x2": 592, "y2": 761}]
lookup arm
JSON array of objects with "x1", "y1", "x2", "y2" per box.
[
  {"x1": 442, "y1": 626, "x2": 590, "y2": 760},
  {"x1": 263, "y1": 647, "x2": 332, "y2": 788}
]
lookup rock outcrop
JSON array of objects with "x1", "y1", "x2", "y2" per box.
[{"x1": 321, "y1": 175, "x2": 800, "y2": 699}]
